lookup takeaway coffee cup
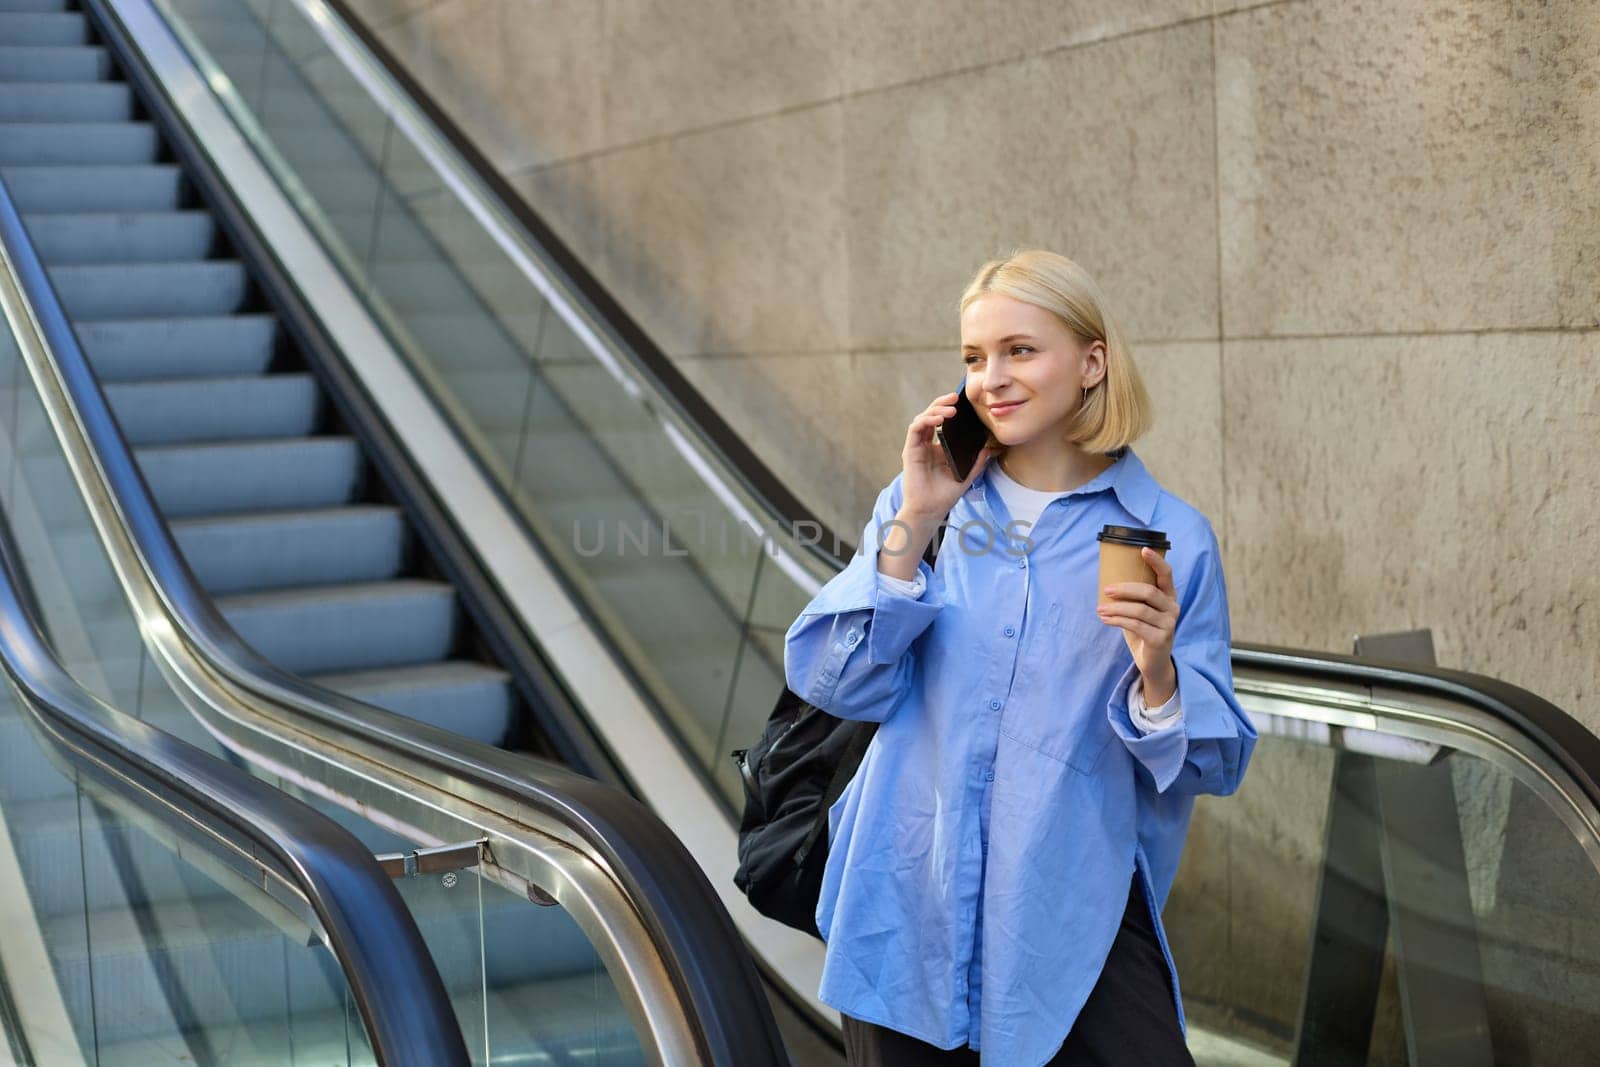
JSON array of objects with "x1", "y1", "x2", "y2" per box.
[{"x1": 1096, "y1": 525, "x2": 1172, "y2": 611}]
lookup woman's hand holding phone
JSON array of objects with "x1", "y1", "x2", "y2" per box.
[
  {"x1": 879, "y1": 391, "x2": 998, "y2": 580},
  {"x1": 903, "y1": 390, "x2": 997, "y2": 517}
]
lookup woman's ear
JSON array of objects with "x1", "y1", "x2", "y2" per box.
[{"x1": 1087, "y1": 339, "x2": 1108, "y2": 377}]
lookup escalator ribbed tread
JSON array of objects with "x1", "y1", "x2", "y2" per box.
[
  {"x1": 23, "y1": 211, "x2": 215, "y2": 261},
  {"x1": 133, "y1": 436, "x2": 365, "y2": 518},
  {"x1": 0, "y1": 123, "x2": 159, "y2": 165},
  {"x1": 104, "y1": 372, "x2": 320, "y2": 446},
  {"x1": 214, "y1": 577, "x2": 455, "y2": 613},
  {"x1": 308, "y1": 661, "x2": 517, "y2": 745},
  {"x1": 169, "y1": 505, "x2": 409, "y2": 594},
  {"x1": 90, "y1": 972, "x2": 643, "y2": 1065},
  {"x1": 0, "y1": 53, "x2": 113, "y2": 88},
  {"x1": 49, "y1": 259, "x2": 250, "y2": 319},
  {"x1": 40, "y1": 891, "x2": 619, "y2": 1046},
  {"x1": 217, "y1": 580, "x2": 460, "y2": 676},
  {"x1": 0, "y1": 163, "x2": 186, "y2": 213},
  {"x1": 76, "y1": 314, "x2": 279, "y2": 381}
]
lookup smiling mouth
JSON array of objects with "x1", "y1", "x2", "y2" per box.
[{"x1": 989, "y1": 401, "x2": 1026, "y2": 416}]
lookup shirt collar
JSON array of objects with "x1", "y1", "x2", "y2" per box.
[{"x1": 976, "y1": 445, "x2": 1159, "y2": 526}]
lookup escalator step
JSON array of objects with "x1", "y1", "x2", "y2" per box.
[
  {"x1": 42, "y1": 894, "x2": 342, "y2": 1045},
  {"x1": 93, "y1": 972, "x2": 644, "y2": 1066},
  {"x1": 217, "y1": 579, "x2": 459, "y2": 675},
  {"x1": 0, "y1": 12, "x2": 88, "y2": 46},
  {"x1": 0, "y1": 123, "x2": 160, "y2": 166},
  {"x1": 49, "y1": 261, "x2": 249, "y2": 319},
  {"x1": 94, "y1": 1009, "x2": 377, "y2": 1064},
  {"x1": 42, "y1": 889, "x2": 612, "y2": 1047},
  {"x1": 0, "y1": 45, "x2": 112, "y2": 83},
  {"x1": 7, "y1": 793, "x2": 228, "y2": 918},
  {"x1": 105, "y1": 373, "x2": 320, "y2": 446},
  {"x1": 309, "y1": 661, "x2": 516, "y2": 746},
  {"x1": 0, "y1": 81, "x2": 131, "y2": 122},
  {"x1": 135, "y1": 437, "x2": 363, "y2": 517},
  {"x1": 24, "y1": 210, "x2": 213, "y2": 261},
  {"x1": 77, "y1": 314, "x2": 279, "y2": 381},
  {"x1": 0, "y1": 164, "x2": 184, "y2": 213},
  {"x1": 171, "y1": 505, "x2": 409, "y2": 595}
]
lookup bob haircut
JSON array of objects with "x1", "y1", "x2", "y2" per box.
[{"x1": 957, "y1": 248, "x2": 1153, "y2": 456}]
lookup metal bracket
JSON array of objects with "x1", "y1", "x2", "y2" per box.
[{"x1": 375, "y1": 839, "x2": 485, "y2": 880}]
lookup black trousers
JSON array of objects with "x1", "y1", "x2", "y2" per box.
[{"x1": 840, "y1": 874, "x2": 1194, "y2": 1066}]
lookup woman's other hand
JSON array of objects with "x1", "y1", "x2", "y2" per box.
[{"x1": 1097, "y1": 547, "x2": 1180, "y2": 705}]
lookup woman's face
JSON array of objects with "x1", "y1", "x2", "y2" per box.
[{"x1": 959, "y1": 294, "x2": 1103, "y2": 448}]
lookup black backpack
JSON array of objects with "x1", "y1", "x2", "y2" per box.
[{"x1": 730, "y1": 536, "x2": 939, "y2": 939}]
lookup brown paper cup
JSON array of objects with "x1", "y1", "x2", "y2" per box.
[{"x1": 1096, "y1": 525, "x2": 1172, "y2": 611}]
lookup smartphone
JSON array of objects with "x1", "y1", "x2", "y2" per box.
[{"x1": 933, "y1": 377, "x2": 990, "y2": 482}]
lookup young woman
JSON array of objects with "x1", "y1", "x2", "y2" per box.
[{"x1": 783, "y1": 249, "x2": 1257, "y2": 1066}]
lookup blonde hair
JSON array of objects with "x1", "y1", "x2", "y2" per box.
[{"x1": 957, "y1": 248, "x2": 1152, "y2": 455}]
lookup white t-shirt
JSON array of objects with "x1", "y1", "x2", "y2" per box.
[
  {"x1": 987, "y1": 458, "x2": 1069, "y2": 534},
  {"x1": 876, "y1": 460, "x2": 1183, "y2": 731}
]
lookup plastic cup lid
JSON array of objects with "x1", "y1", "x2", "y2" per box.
[{"x1": 1097, "y1": 524, "x2": 1171, "y2": 550}]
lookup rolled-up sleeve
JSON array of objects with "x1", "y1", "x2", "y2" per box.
[
  {"x1": 1106, "y1": 522, "x2": 1257, "y2": 795},
  {"x1": 1128, "y1": 675, "x2": 1184, "y2": 734},
  {"x1": 784, "y1": 474, "x2": 942, "y2": 722}
]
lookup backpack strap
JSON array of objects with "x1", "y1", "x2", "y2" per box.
[{"x1": 795, "y1": 721, "x2": 877, "y2": 866}]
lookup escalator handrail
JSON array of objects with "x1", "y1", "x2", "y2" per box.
[
  {"x1": 311, "y1": 0, "x2": 1600, "y2": 823},
  {"x1": 0, "y1": 199, "x2": 468, "y2": 1067},
  {"x1": 9, "y1": 3, "x2": 791, "y2": 1063},
  {"x1": 1232, "y1": 641, "x2": 1600, "y2": 815}
]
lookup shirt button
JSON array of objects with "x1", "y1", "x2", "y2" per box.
[
  {"x1": 844, "y1": 632, "x2": 859, "y2": 646},
  {"x1": 1003, "y1": 626, "x2": 1014, "y2": 637},
  {"x1": 988, "y1": 699, "x2": 1001, "y2": 711},
  {"x1": 985, "y1": 770, "x2": 995, "y2": 781}
]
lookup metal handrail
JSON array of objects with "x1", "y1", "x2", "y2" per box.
[
  {"x1": 1233, "y1": 642, "x2": 1600, "y2": 813},
  {"x1": 0, "y1": 314, "x2": 467, "y2": 1067},
  {"x1": 3, "y1": 6, "x2": 790, "y2": 1062}
]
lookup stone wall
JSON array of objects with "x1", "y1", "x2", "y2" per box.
[
  {"x1": 340, "y1": 1, "x2": 1596, "y2": 735},
  {"x1": 329, "y1": 0, "x2": 1599, "y2": 1050}
]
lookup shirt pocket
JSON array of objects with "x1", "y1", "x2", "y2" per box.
[{"x1": 1001, "y1": 599, "x2": 1116, "y2": 777}]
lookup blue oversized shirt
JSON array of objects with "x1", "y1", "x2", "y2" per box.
[{"x1": 783, "y1": 445, "x2": 1257, "y2": 1066}]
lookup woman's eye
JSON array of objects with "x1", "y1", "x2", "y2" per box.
[
  {"x1": 962, "y1": 355, "x2": 982, "y2": 365},
  {"x1": 1011, "y1": 345, "x2": 1034, "y2": 355}
]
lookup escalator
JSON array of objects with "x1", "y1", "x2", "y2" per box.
[
  {"x1": 0, "y1": 291, "x2": 464, "y2": 1060},
  {"x1": 2, "y1": 0, "x2": 1598, "y2": 1064},
  {"x1": 0, "y1": 0, "x2": 564, "y2": 772},
  {"x1": 0, "y1": 7, "x2": 793, "y2": 1064},
  {"x1": 1, "y1": 0, "x2": 810, "y2": 1059}
]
